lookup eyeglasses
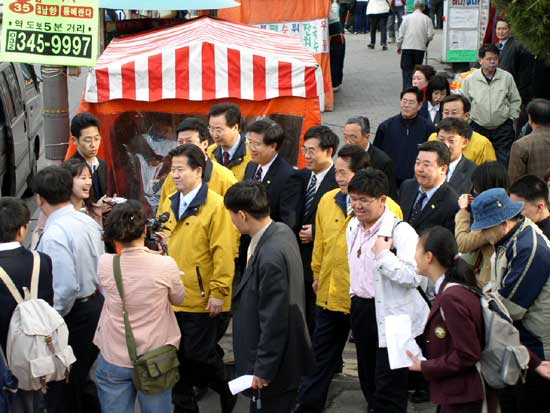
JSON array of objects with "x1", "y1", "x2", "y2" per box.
[
  {"x1": 443, "y1": 111, "x2": 465, "y2": 116},
  {"x1": 208, "y1": 126, "x2": 225, "y2": 135},
  {"x1": 301, "y1": 147, "x2": 318, "y2": 156},
  {"x1": 245, "y1": 138, "x2": 264, "y2": 149}
]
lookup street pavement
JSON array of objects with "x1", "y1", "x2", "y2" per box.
[{"x1": 197, "y1": 29, "x2": 449, "y2": 413}]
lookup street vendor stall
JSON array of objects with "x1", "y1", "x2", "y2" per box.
[{"x1": 67, "y1": 16, "x2": 324, "y2": 212}]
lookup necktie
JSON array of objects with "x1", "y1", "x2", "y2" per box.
[
  {"x1": 254, "y1": 167, "x2": 263, "y2": 181},
  {"x1": 222, "y1": 151, "x2": 231, "y2": 167},
  {"x1": 498, "y1": 42, "x2": 504, "y2": 51},
  {"x1": 409, "y1": 191, "x2": 427, "y2": 223},
  {"x1": 303, "y1": 174, "x2": 318, "y2": 218},
  {"x1": 346, "y1": 197, "x2": 353, "y2": 217}
]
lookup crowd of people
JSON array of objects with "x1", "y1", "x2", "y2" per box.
[{"x1": 1, "y1": 23, "x2": 550, "y2": 413}]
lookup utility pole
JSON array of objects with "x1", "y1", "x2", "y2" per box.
[{"x1": 41, "y1": 65, "x2": 69, "y2": 163}]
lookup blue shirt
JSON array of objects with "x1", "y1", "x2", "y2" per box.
[
  {"x1": 178, "y1": 184, "x2": 202, "y2": 219},
  {"x1": 223, "y1": 136, "x2": 242, "y2": 161},
  {"x1": 37, "y1": 205, "x2": 104, "y2": 316},
  {"x1": 415, "y1": 183, "x2": 443, "y2": 210}
]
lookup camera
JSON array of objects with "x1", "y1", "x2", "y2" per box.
[{"x1": 145, "y1": 212, "x2": 170, "y2": 253}]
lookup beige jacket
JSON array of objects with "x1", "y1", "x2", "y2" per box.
[{"x1": 455, "y1": 209, "x2": 494, "y2": 286}]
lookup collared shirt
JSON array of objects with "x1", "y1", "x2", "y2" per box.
[
  {"x1": 223, "y1": 137, "x2": 241, "y2": 161},
  {"x1": 447, "y1": 155, "x2": 462, "y2": 181},
  {"x1": 348, "y1": 209, "x2": 386, "y2": 299},
  {"x1": 256, "y1": 154, "x2": 278, "y2": 182},
  {"x1": 416, "y1": 182, "x2": 443, "y2": 209},
  {"x1": 37, "y1": 205, "x2": 104, "y2": 316},
  {"x1": 178, "y1": 184, "x2": 202, "y2": 219},
  {"x1": 308, "y1": 163, "x2": 333, "y2": 192},
  {"x1": 89, "y1": 157, "x2": 100, "y2": 173},
  {"x1": 0, "y1": 242, "x2": 21, "y2": 252},
  {"x1": 428, "y1": 101, "x2": 439, "y2": 123},
  {"x1": 434, "y1": 275, "x2": 445, "y2": 295},
  {"x1": 247, "y1": 220, "x2": 273, "y2": 263}
]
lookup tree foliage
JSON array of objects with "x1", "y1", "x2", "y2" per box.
[{"x1": 494, "y1": 0, "x2": 550, "y2": 61}]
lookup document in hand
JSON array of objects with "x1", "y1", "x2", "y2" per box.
[
  {"x1": 385, "y1": 314, "x2": 425, "y2": 369},
  {"x1": 229, "y1": 375, "x2": 254, "y2": 395}
]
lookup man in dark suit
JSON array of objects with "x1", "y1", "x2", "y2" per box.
[
  {"x1": 244, "y1": 120, "x2": 295, "y2": 222},
  {"x1": 435, "y1": 118, "x2": 477, "y2": 196},
  {"x1": 70, "y1": 112, "x2": 108, "y2": 202},
  {"x1": 400, "y1": 141, "x2": 459, "y2": 234},
  {"x1": 280, "y1": 126, "x2": 339, "y2": 334},
  {"x1": 343, "y1": 116, "x2": 398, "y2": 200},
  {"x1": 224, "y1": 181, "x2": 314, "y2": 413},
  {"x1": 0, "y1": 197, "x2": 59, "y2": 410}
]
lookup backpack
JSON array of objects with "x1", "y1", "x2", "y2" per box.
[
  {"x1": 441, "y1": 283, "x2": 530, "y2": 389},
  {"x1": 0, "y1": 252, "x2": 76, "y2": 391}
]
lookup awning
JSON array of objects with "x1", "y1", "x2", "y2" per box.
[
  {"x1": 99, "y1": 0, "x2": 240, "y2": 10},
  {"x1": 85, "y1": 17, "x2": 324, "y2": 109}
]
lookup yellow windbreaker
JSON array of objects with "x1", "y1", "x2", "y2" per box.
[{"x1": 207, "y1": 136, "x2": 252, "y2": 182}]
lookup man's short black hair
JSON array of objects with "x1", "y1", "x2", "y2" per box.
[
  {"x1": 441, "y1": 94, "x2": 471, "y2": 113},
  {"x1": 304, "y1": 125, "x2": 339, "y2": 156},
  {"x1": 527, "y1": 99, "x2": 550, "y2": 126},
  {"x1": 224, "y1": 181, "x2": 270, "y2": 219},
  {"x1": 346, "y1": 116, "x2": 370, "y2": 135},
  {"x1": 208, "y1": 103, "x2": 241, "y2": 128},
  {"x1": 337, "y1": 145, "x2": 370, "y2": 173},
  {"x1": 347, "y1": 168, "x2": 389, "y2": 198},
  {"x1": 417, "y1": 141, "x2": 451, "y2": 167},
  {"x1": 176, "y1": 117, "x2": 210, "y2": 142},
  {"x1": 437, "y1": 118, "x2": 470, "y2": 140},
  {"x1": 400, "y1": 86, "x2": 423, "y2": 104},
  {"x1": 427, "y1": 75, "x2": 450, "y2": 102},
  {"x1": 168, "y1": 144, "x2": 206, "y2": 178},
  {"x1": 479, "y1": 43, "x2": 500, "y2": 58},
  {"x1": 71, "y1": 112, "x2": 100, "y2": 139},
  {"x1": 247, "y1": 119, "x2": 285, "y2": 150},
  {"x1": 510, "y1": 175, "x2": 549, "y2": 207},
  {"x1": 32, "y1": 166, "x2": 73, "y2": 205},
  {"x1": 0, "y1": 197, "x2": 31, "y2": 243}
]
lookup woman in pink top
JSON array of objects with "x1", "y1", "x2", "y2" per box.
[{"x1": 94, "y1": 200, "x2": 185, "y2": 413}]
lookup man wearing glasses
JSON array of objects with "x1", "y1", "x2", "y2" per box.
[{"x1": 206, "y1": 103, "x2": 252, "y2": 181}]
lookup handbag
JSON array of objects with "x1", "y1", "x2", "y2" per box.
[{"x1": 112, "y1": 255, "x2": 180, "y2": 395}]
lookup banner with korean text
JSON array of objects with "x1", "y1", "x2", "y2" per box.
[{"x1": 0, "y1": 0, "x2": 99, "y2": 66}]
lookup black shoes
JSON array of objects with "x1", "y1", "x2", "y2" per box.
[
  {"x1": 367, "y1": 44, "x2": 375, "y2": 49},
  {"x1": 382, "y1": 45, "x2": 388, "y2": 51}
]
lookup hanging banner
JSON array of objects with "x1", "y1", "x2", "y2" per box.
[
  {"x1": 0, "y1": 0, "x2": 99, "y2": 66},
  {"x1": 254, "y1": 19, "x2": 329, "y2": 55}
]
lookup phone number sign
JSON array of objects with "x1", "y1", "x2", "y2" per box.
[{"x1": 0, "y1": 0, "x2": 99, "y2": 66}]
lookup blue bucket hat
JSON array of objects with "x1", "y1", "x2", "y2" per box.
[{"x1": 471, "y1": 188, "x2": 524, "y2": 231}]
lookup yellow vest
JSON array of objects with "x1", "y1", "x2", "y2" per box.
[
  {"x1": 428, "y1": 130, "x2": 496, "y2": 165},
  {"x1": 157, "y1": 184, "x2": 236, "y2": 313},
  {"x1": 312, "y1": 189, "x2": 403, "y2": 313}
]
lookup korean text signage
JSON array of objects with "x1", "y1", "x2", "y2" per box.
[
  {"x1": 0, "y1": 0, "x2": 99, "y2": 66},
  {"x1": 255, "y1": 19, "x2": 329, "y2": 54},
  {"x1": 445, "y1": 0, "x2": 487, "y2": 62}
]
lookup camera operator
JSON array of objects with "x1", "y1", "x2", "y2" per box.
[{"x1": 156, "y1": 144, "x2": 238, "y2": 413}]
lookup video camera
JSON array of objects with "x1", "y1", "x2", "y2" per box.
[{"x1": 145, "y1": 212, "x2": 170, "y2": 254}]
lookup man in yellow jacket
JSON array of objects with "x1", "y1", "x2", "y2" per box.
[
  {"x1": 206, "y1": 103, "x2": 252, "y2": 181},
  {"x1": 295, "y1": 145, "x2": 402, "y2": 412},
  {"x1": 159, "y1": 117, "x2": 237, "y2": 207},
  {"x1": 157, "y1": 144, "x2": 237, "y2": 413},
  {"x1": 428, "y1": 95, "x2": 497, "y2": 165}
]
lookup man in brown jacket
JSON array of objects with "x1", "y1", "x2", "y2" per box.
[{"x1": 509, "y1": 99, "x2": 550, "y2": 182}]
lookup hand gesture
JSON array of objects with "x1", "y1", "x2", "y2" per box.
[
  {"x1": 206, "y1": 297, "x2": 224, "y2": 318},
  {"x1": 458, "y1": 194, "x2": 474, "y2": 210},
  {"x1": 407, "y1": 351, "x2": 422, "y2": 372},
  {"x1": 373, "y1": 236, "x2": 392, "y2": 256},
  {"x1": 251, "y1": 376, "x2": 270, "y2": 390}
]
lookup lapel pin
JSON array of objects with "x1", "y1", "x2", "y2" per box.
[
  {"x1": 266, "y1": 180, "x2": 271, "y2": 184},
  {"x1": 431, "y1": 204, "x2": 435, "y2": 209}
]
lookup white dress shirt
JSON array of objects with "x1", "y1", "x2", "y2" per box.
[
  {"x1": 447, "y1": 155, "x2": 462, "y2": 182},
  {"x1": 308, "y1": 163, "x2": 333, "y2": 192}
]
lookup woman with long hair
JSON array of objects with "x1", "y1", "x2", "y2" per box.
[
  {"x1": 62, "y1": 159, "x2": 103, "y2": 224},
  {"x1": 409, "y1": 225, "x2": 485, "y2": 412}
]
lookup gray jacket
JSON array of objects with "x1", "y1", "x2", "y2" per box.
[{"x1": 397, "y1": 10, "x2": 435, "y2": 51}]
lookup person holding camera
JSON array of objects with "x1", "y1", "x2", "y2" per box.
[
  {"x1": 93, "y1": 200, "x2": 185, "y2": 412},
  {"x1": 156, "y1": 144, "x2": 238, "y2": 413}
]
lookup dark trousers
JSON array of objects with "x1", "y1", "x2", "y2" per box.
[
  {"x1": 471, "y1": 119, "x2": 515, "y2": 167},
  {"x1": 350, "y1": 297, "x2": 409, "y2": 413},
  {"x1": 339, "y1": 3, "x2": 352, "y2": 29},
  {"x1": 61, "y1": 293, "x2": 104, "y2": 413},
  {"x1": 387, "y1": 6, "x2": 405, "y2": 39},
  {"x1": 369, "y1": 13, "x2": 389, "y2": 46},
  {"x1": 354, "y1": 2, "x2": 369, "y2": 33},
  {"x1": 297, "y1": 308, "x2": 351, "y2": 410},
  {"x1": 401, "y1": 49, "x2": 425, "y2": 89},
  {"x1": 330, "y1": 34, "x2": 346, "y2": 88},
  {"x1": 430, "y1": 0, "x2": 444, "y2": 29},
  {"x1": 173, "y1": 312, "x2": 231, "y2": 412},
  {"x1": 304, "y1": 280, "x2": 317, "y2": 338},
  {"x1": 248, "y1": 389, "x2": 298, "y2": 413},
  {"x1": 497, "y1": 368, "x2": 550, "y2": 413}
]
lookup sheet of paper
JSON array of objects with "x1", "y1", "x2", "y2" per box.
[
  {"x1": 385, "y1": 314, "x2": 425, "y2": 370},
  {"x1": 228, "y1": 375, "x2": 254, "y2": 395}
]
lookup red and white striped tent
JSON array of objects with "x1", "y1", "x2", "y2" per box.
[{"x1": 84, "y1": 16, "x2": 325, "y2": 110}]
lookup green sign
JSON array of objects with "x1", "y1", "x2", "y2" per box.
[
  {"x1": 0, "y1": 0, "x2": 99, "y2": 66},
  {"x1": 447, "y1": 50, "x2": 478, "y2": 62}
]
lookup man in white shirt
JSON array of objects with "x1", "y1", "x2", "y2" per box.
[
  {"x1": 397, "y1": 0, "x2": 435, "y2": 88},
  {"x1": 436, "y1": 118, "x2": 477, "y2": 195}
]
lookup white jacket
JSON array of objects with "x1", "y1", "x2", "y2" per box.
[
  {"x1": 397, "y1": 9, "x2": 435, "y2": 51},
  {"x1": 367, "y1": 0, "x2": 390, "y2": 15},
  {"x1": 347, "y1": 209, "x2": 430, "y2": 348}
]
